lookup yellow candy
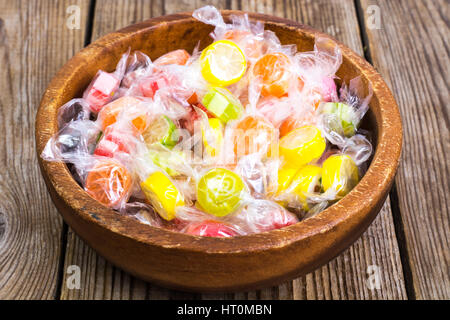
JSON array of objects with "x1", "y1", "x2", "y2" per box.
[
  {"x1": 200, "y1": 40, "x2": 247, "y2": 86},
  {"x1": 322, "y1": 154, "x2": 359, "y2": 197},
  {"x1": 140, "y1": 171, "x2": 184, "y2": 221},
  {"x1": 276, "y1": 166, "x2": 299, "y2": 194},
  {"x1": 202, "y1": 118, "x2": 224, "y2": 157},
  {"x1": 291, "y1": 165, "x2": 322, "y2": 210},
  {"x1": 279, "y1": 125, "x2": 326, "y2": 169},
  {"x1": 196, "y1": 168, "x2": 245, "y2": 217}
]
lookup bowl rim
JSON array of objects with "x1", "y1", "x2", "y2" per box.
[{"x1": 36, "y1": 10, "x2": 402, "y2": 255}]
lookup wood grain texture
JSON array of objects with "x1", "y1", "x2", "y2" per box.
[
  {"x1": 60, "y1": 0, "x2": 181, "y2": 300},
  {"x1": 232, "y1": 0, "x2": 407, "y2": 300},
  {"x1": 0, "y1": 0, "x2": 89, "y2": 299},
  {"x1": 91, "y1": 0, "x2": 164, "y2": 41},
  {"x1": 360, "y1": 0, "x2": 449, "y2": 299},
  {"x1": 59, "y1": 0, "x2": 406, "y2": 299}
]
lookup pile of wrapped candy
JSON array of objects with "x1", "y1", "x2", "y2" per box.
[{"x1": 42, "y1": 6, "x2": 373, "y2": 237}]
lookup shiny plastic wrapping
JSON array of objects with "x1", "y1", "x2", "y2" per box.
[{"x1": 41, "y1": 5, "x2": 375, "y2": 237}]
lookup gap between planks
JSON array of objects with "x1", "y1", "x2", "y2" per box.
[
  {"x1": 359, "y1": 0, "x2": 449, "y2": 299},
  {"x1": 354, "y1": 0, "x2": 416, "y2": 300}
]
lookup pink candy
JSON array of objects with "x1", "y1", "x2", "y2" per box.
[
  {"x1": 229, "y1": 201, "x2": 299, "y2": 234},
  {"x1": 185, "y1": 220, "x2": 239, "y2": 237},
  {"x1": 94, "y1": 124, "x2": 138, "y2": 158},
  {"x1": 261, "y1": 207, "x2": 299, "y2": 231},
  {"x1": 83, "y1": 71, "x2": 120, "y2": 113},
  {"x1": 320, "y1": 76, "x2": 338, "y2": 102}
]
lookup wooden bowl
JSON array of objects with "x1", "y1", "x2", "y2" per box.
[{"x1": 35, "y1": 11, "x2": 402, "y2": 292}]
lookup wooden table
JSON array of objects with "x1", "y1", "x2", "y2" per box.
[{"x1": 0, "y1": 0, "x2": 448, "y2": 300}]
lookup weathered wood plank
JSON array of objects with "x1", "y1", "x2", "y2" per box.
[
  {"x1": 360, "y1": 0, "x2": 449, "y2": 299},
  {"x1": 164, "y1": 0, "x2": 228, "y2": 14},
  {"x1": 90, "y1": 0, "x2": 164, "y2": 41},
  {"x1": 227, "y1": 0, "x2": 407, "y2": 300},
  {"x1": 61, "y1": 0, "x2": 224, "y2": 300},
  {"x1": 60, "y1": 0, "x2": 407, "y2": 299},
  {"x1": 60, "y1": 0, "x2": 166, "y2": 300},
  {"x1": 0, "y1": 0, "x2": 90, "y2": 299}
]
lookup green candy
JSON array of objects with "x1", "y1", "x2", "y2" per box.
[
  {"x1": 146, "y1": 149, "x2": 185, "y2": 177},
  {"x1": 321, "y1": 102, "x2": 358, "y2": 137},
  {"x1": 196, "y1": 168, "x2": 245, "y2": 217},
  {"x1": 202, "y1": 87, "x2": 243, "y2": 123}
]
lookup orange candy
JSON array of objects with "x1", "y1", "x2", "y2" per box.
[
  {"x1": 279, "y1": 117, "x2": 298, "y2": 137},
  {"x1": 98, "y1": 96, "x2": 149, "y2": 133},
  {"x1": 85, "y1": 159, "x2": 132, "y2": 208},
  {"x1": 297, "y1": 77, "x2": 305, "y2": 92},
  {"x1": 222, "y1": 30, "x2": 263, "y2": 60},
  {"x1": 279, "y1": 111, "x2": 315, "y2": 137},
  {"x1": 252, "y1": 52, "x2": 291, "y2": 98},
  {"x1": 187, "y1": 92, "x2": 198, "y2": 105},
  {"x1": 154, "y1": 49, "x2": 190, "y2": 66},
  {"x1": 223, "y1": 29, "x2": 251, "y2": 41},
  {"x1": 233, "y1": 115, "x2": 277, "y2": 156},
  {"x1": 310, "y1": 87, "x2": 323, "y2": 109}
]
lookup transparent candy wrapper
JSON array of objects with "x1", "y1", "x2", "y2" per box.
[
  {"x1": 40, "y1": 5, "x2": 376, "y2": 237},
  {"x1": 57, "y1": 98, "x2": 92, "y2": 128},
  {"x1": 119, "y1": 201, "x2": 165, "y2": 227},
  {"x1": 82, "y1": 156, "x2": 135, "y2": 210},
  {"x1": 125, "y1": 68, "x2": 175, "y2": 99},
  {"x1": 228, "y1": 199, "x2": 299, "y2": 234},
  {"x1": 83, "y1": 50, "x2": 130, "y2": 113},
  {"x1": 248, "y1": 49, "x2": 298, "y2": 100},
  {"x1": 295, "y1": 37, "x2": 342, "y2": 104},
  {"x1": 176, "y1": 197, "x2": 298, "y2": 237},
  {"x1": 154, "y1": 49, "x2": 191, "y2": 67},
  {"x1": 317, "y1": 76, "x2": 373, "y2": 166},
  {"x1": 192, "y1": 166, "x2": 250, "y2": 218},
  {"x1": 94, "y1": 120, "x2": 142, "y2": 160},
  {"x1": 225, "y1": 115, "x2": 278, "y2": 163},
  {"x1": 121, "y1": 51, "x2": 153, "y2": 89},
  {"x1": 96, "y1": 96, "x2": 152, "y2": 132},
  {"x1": 273, "y1": 150, "x2": 366, "y2": 220},
  {"x1": 41, "y1": 119, "x2": 100, "y2": 163},
  {"x1": 254, "y1": 96, "x2": 293, "y2": 128},
  {"x1": 235, "y1": 154, "x2": 278, "y2": 198},
  {"x1": 179, "y1": 163, "x2": 296, "y2": 235},
  {"x1": 175, "y1": 206, "x2": 244, "y2": 237},
  {"x1": 132, "y1": 141, "x2": 193, "y2": 221},
  {"x1": 193, "y1": 6, "x2": 266, "y2": 63}
]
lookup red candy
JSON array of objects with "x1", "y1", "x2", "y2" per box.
[
  {"x1": 139, "y1": 76, "x2": 166, "y2": 98},
  {"x1": 179, "y1": 106, "x2": 201, "y2": 135},
  {"x1": 263, "y1": 208, "x2": 299, "y2": 230},
  {"x1": 185, "y1": 220, "x2": 238, "y2": 237},
  {"x1": 94, "y1": 125, "x2": 138, "y2": 157},
  {"x1": 138, "y1": 71, "x2": 184, "y2": 99},
  {"x1": 94, "y1": 138, "x2": 119, "y2": 158},
  {"x1": 83, "y1": 71, "x2": 120, "y2": 113},
  {"x1": 230, "y1": 201, "x2": 300, "y2": 233}
]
